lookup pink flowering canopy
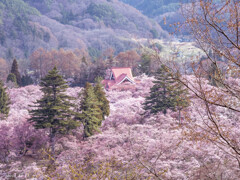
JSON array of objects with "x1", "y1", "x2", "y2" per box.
[{"x1": 0, "y1": 76, "x2": 240, "y2": 179}]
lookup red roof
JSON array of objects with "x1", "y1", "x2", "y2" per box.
[
  {"x1": 111, "y1": 67, "x2": 134, "y2": 80},
  {"x1": 115, "y1": 73, "x2": 128, "y2": 84},
  {"x1": 102, "y1": 67, "x2": 135, "y2": 89}
]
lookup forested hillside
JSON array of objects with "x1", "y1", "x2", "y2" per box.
[
  {"x1": 120, "y1": 0, "x2": 190, "y2": 17},
  {"x1": 0, "y1": 0, "x2": 41, "y2": 59},
  {"x1": 0, "y1": 0, "x2": 168, "y2": 59},
  {"x1": 120, "y1": 0, "x2": 222, "y2": 34},
  {"x1": 120, "y1": 0, "x2": 190, "y2": 33}
]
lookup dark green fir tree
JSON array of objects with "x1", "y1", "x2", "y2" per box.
[
  {"x1": 143, "y1": 65, "x2": 190, "y2": 123},
  {"x1": 10, "y1": 59, "x2": 21, "y2": 86},
  {"x1": 172, "y1": 72, "x2": 190, "y2": 124},
  {"x1": 29, "y1": 67, "x2": 79, "y2": 159},
  {"x1": 76, "y1": 82, "x2": 102, "y2": 138},
  {"x1": 94, "y1": 78, "x2": 110, "y2": 125},
  {"x1": 143, "y1": 65, "x2": 176, "y2": 115},
  {"x1": 0, "y1": 81, "x2": 10, "y2": 120}
]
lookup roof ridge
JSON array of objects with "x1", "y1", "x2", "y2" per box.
[{"x1": 111, "y1": 67, "x2": 131, "y2": 69}]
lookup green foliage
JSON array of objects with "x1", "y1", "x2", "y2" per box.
[
  {"x1": 86, "y1": 3, "x2": 124, "y2": 25},
  {"x1": 171, "y1": 72, "x2": 190, "y2": 122},
  {"x1": 87, "y1": 3, "x2": 117, "y2": 20},
  {"x1": 7, "y1": 73, "x2": 17, "y2": 84},
  {"x1": 29, "y1": 67, "x2": 79, "y2": 158},
  {"x1": 76, "y1": 82, "x2": 103, "y2": 138},
  {"x1": 13, "y1": 16, "x2": 29, "y2": 32},
  {"x1": 28, "y1": 67, "x2": 78, "y2": 158},
  {"x1": 143, "y1": 65, "x2": 176, "y2": 115},
  {"x1": 10, "y1": 59, "x2": 21, "y2": 86},
  {"x1": 120, "y1": 0, "x2": 189, "y2": 17},
  {"x1": 94, "y1": 79, "x2": 110, "y2": 124},
  {"x1": 88, "y1": 47, "x2": 101, "y2": 59},
  {"x1": 29, "y1": 67, "x2": 78, "y2": 134},
  {"x1": 1, "y1": 0, "x2": 40, "y2": 35},
  {"x1": 24, "y1": 0, "x2": 54, "y2": 12},
  {"x1": 172, "y1": 81, "x2": 189, "y2": 111},
  {"x1": 60, "y1": 9, "x2": 76, "y2": 24},
  {"x1": 0, "y1": 81, "x2": 10, "y2": 120},
  {"x1": 2, "y1": 0, "x2": 40, "y2": 17},
  {"x1": 143, "y1": 65, "x2": 190, "y2": 119},
  {"x1": 21, "y1": 74, "x2": 34, "y2": 87}
]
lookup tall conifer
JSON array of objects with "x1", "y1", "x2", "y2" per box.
[
  {"x1": 143, "y1": 66, "x2": 190, "y2": 123},
  {"x1": 10, "y1": 59, "x2": 21, "y2": 86},
  {"x1": 0, "y1": 81, "x2": 10, "y2": 120},
  {"x1": 172, "y1": 72, "x2": 190, "y2": 123},
  {"x1": 94, "y1": 79, "x2": 110, "y2": 125},
  {"x1": 76, "y1": 82, "x2": 102, "y2": 138},
  {"x1": 143, "y1": 65, "x2": 176, "y2": 115},
  {"x1": 29, "y1": 67, "x2": 78, "y2": 159}
]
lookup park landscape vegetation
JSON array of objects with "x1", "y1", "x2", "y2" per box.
[{"x1": 0, "y1": 0, "x2": 240, "y2": 179}]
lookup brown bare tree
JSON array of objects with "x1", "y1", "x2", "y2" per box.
[
  {"x1": 30, "y1": 48, "x2": 86, "y2": 79},
  {"x1": 175, "y1": 0, "x2": 240, "y2": 168}
]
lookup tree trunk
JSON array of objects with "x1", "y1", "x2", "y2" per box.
[
  {"x1": 178, "y1": 109, "x2": 181, "y2": 125},
  {"x1": 49, "y1": 131, "x2": 55, "y2": 163},
  {"x1": 163, "y1": 109, "x2": 167, "y2": 115},
  {"x1": 50, "y1": 90, "x2": 56, "y2": 162},
  {"x1": 4, "y1": 151, "x2": 9, "y2": 163}
]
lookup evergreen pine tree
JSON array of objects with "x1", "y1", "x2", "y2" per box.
[
  {"x1": 172, "y1": 72, "x2": 190, "y2": 124},
  {"x1": 143, "y1": 66, "x2": 190, "y2": 123},
  {"x1": 143, "y1": 65, "x2": 176, "y2": 115},
  {"x1": 76, "y1": 82, "x2": 102, "y2": 138},
  {"x1": 94, "y1": 79, "x2": 110, "y2": 125},
  {"x1": 28, "y1": 67, "x2": 79, "y2": 159},
  {"x1": 0, "y1": 81, "x2": 10, "y2": 120},
  {"x1": 10, "y1": 59, "x2": 21, "y2": 86}
]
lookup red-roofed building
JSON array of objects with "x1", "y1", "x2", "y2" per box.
[{"x1": 102, "y1": 67, "x2": 136, "y2": 90}]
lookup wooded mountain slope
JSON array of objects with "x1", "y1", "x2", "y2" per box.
[
  {"x1": 120, "y1": 0, "x2": 189, "y2": 17},
  {"x1": 120, "y1": 0, "x2": 190, "y2": 34},
  {"x1": 0, "y1": 0, "x2": 168, "y2": 59}
]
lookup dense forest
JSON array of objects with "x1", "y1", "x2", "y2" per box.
[
  {"x1": 119, "y1": 0, "x2": 191, "y2": 33},
  {"x1": 0, "y1": 0, "x2": 168, "y2": 60},
  {"x1": 120, "y1": 0, "x2": 190, "y2": 17}
]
